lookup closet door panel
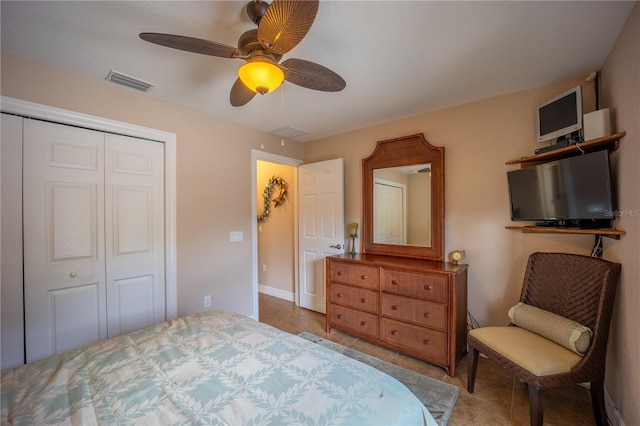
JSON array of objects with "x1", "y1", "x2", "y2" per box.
[
  {"x1": 23, "y1": 120, "x2": 107, "y2": 363},
  {"x1": 49, "y1": 283, "x2": 101, "y2": 354},
  {"x1": 105, "y1": 134, "x2": 165, "y2": 337},
  {"x1": 111, "y1": 275, "x2": 155, "y2": 335},
  {"x1": 50, "y1": 182, "x2": 97, "y2": 260}
]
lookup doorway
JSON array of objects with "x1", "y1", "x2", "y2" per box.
[
  {"x1": 256, "y1": 160, "x2": 297, "y2": 298},
  {"x1": 251, "y1": 151, "x2": 302, "y2": 319},
  {"x1": 251, "y1": 152, "x2": 345, "y2": 319}
]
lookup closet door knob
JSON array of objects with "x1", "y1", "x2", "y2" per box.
[{"x1": 69, "y1": 272, "x2": 77, "y2": 278}]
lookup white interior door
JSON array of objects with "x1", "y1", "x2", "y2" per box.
[
  {"x1": 298, "y1": 158, "x2": 344, "y2": 313},
  {"x1": 24, "y1": 120, "x2": 107, "y2": 362},
  {"x1": 105, "y1": 133, "x2": 165, "y2": 336}
]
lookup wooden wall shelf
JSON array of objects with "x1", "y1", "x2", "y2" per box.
[
  {"x1": 506, "y1": 226, "x2": 626, "y2": 240},
  {"x1": 506, "y1": 132, "x2": 626, "y2": 167}
]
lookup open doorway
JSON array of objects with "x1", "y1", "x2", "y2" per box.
[
  {"x1": 257, "y1": 160, "x2": 296, "y2": 300},
  {"x1": 251, "y1": 152, "x2": 345, "y2": 319},
  {"x1": 251, "y1": 151, "x2": 302, "y2": 319}
]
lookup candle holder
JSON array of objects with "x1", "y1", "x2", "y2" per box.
[{"x1": 348, "y1": 223, "x2": 359, "y2": 255}]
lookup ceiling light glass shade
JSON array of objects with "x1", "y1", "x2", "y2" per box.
[{"x1": 238, "y1": 61, "x2": 284, "y2": 95}]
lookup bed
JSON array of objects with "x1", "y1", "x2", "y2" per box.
[{"x1": 2, "y1": 310, "x2": 437, "y2": 425}]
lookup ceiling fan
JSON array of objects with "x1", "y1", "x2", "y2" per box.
[{"x1": 139, "y1": 0, "x2": 346, "y2": 107}]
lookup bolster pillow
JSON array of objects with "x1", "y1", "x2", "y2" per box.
[{"x1": 508, "y1": 302, "x2": 592, "y2": 355}]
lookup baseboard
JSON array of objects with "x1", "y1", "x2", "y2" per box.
[
  {"x1": 258, "y1": 284, "x2": 294, "y2": 302},
  {"x1": 605, "y1": 385, "x2": 626, "y2": 426}
]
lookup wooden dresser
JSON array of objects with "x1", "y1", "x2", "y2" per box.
[{"x1": 326, "y1": 253, "x2": 468, "y2": 377}]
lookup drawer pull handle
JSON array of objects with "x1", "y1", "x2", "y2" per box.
[
  {"x1": 337, "y1": 314, "x2": 343, "y2": 319},
  {"x1": 360, "y1": 321, "x2": 367, "y2": 326},
  {"x1": 424, "y1": 284, "x2": 432, "y2": 291},
  {"x1": 337, "y1": 271, "x2": 344, "y2": 276},
  {"x1": 391, "y1": 280, "x2": 399, "y2": 285},
  {"x1": 360, "y1": 298, "x2": 367, "y2": 303},
  {"x1": 391, "y1": 305, "x2": 399, "y2": 310},
  {"x1": 337, "y1": 293, "x2": 343, "y2": 298},
  {"x1": 391, "y1": 330, "x2": 399, "y2": 336},
  {"x1": 360, "y1": 275, "x2": 368, "y2": 280},
  {"x1": 424, "y1": 312, "x2": 432, "y2": 319},
  {"x1": 69, "y1": 271, "x2": 77, "y2": 278},
  {"x1": 423, "y1": 339, "x2": 431, "y2": 345}
]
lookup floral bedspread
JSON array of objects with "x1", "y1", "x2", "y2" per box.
[{"x1": 2, "y1": 310, "x2": 436, "y2": 425}]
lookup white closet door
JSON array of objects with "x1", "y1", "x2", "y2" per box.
[
  {"x1": 105, "y1": 133, "x2": 165, "y2": 336},
  {"x1": 24, "y1": 120, "x2": 107, "y2": 363},
  {"x1": 373, "y1": 181, "x2": 405, "y2": 244}
]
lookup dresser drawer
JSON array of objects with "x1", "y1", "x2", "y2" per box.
[
  {"x1": 381, "y1": 293, "x2": 447, "y2": 331},
  {"x1": 380, "y1": 318, "x2": 447, "y2": 364},
  {"x1": 330, "y1": 304, "x2": 379, "y2": 339},
  {"x1": 382, "y1": 269, "x2": 448, "y2": 303},
  {"x1": 331, "y1": 283, "x2": 378, "y2": 313},
  {"x1": 330, "y1": 263, "x2": 379, "y2": 289}
]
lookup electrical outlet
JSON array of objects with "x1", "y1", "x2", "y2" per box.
[
  {"x1": 262, "y1": 264, "x2": 267, "y2": 272},
  {"x1": 204, "y1": 295, "x2": 211, "y2": 308}
]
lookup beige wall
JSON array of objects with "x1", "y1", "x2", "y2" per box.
[
  {"x1": 407, "y1": 172, "x2": 431, "y2": 246},
  {"x1": 600, "y1": 3, "x2": 640, "y2": 424},
  {"x1": 1, "y1": 53, "x2": 304, "y2": 321},
  {"x1": 257, "y1": 160, "x2": 296, "y2": 297}
]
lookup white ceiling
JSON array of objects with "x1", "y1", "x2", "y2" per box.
[{"x1": 1, "y1": 1, "x2": 635, "y2": 142}]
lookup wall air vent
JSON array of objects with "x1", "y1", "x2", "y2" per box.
[{"x1": 105, "y1": 70, "x2": 154, "y2": 92}]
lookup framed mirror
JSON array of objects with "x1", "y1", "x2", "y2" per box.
[{"x1": 362, "y1": 133, "x2": 444, "y2": 260}]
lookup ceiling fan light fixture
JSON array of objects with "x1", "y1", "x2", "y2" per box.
[{"x1": 238, "y1": 60, "x2": 284, "y2": 95}]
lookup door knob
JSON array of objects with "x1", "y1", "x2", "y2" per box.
[{"x1": 329, "y1": 243, "x2": 342, "y2": 249}]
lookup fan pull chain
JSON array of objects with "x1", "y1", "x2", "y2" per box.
[
  {"x1": 280, "y1": 83, "x2": 285, "y2": 146},
  {"x1": 260, "y1": 95, "x2": 265, "y2": 149}
]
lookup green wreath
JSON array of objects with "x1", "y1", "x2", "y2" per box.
[{"x1": 257, "y1": 175, "x2": 288, "y2": 223}]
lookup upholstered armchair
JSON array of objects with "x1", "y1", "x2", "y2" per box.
[{"x1": 467, "y1": 252, "x2": 621, "y2": 426}]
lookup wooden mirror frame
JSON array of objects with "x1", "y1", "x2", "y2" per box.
[{"x1": 362, "y1": 133, "x2": 444, "y2": 260}]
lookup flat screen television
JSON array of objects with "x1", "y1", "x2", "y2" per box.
[
  {"x1": 536, "y1": 85, "x2": 583, "y2": 143},
  {"x1": 507, "y1": 150, "x2": 614, "y2": 228}
]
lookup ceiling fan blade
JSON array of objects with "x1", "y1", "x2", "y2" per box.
[
  {"x1": 281, "y1": 58, "x2": 346, "y2": 92},
  {"x1": 258, "y1": 0, "x2": 319, "y2": 55},
  {"x1": 139, "y1": 33, "x2": 238, "y2": 58},
  {"x1": 230, "y1": 78, "x2": 257, "y2": 107}
]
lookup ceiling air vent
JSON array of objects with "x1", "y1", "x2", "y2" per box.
[
  {"x1": 268, "y1": 127, "x2": 307, "y2": 139},
  {"x1": 105, "y1": 70, "x2": 154, "y2": 92}
]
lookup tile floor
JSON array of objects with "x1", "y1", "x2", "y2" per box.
[{"x1": 258, "y1": 293, "x2": 597, "y2": 426}]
